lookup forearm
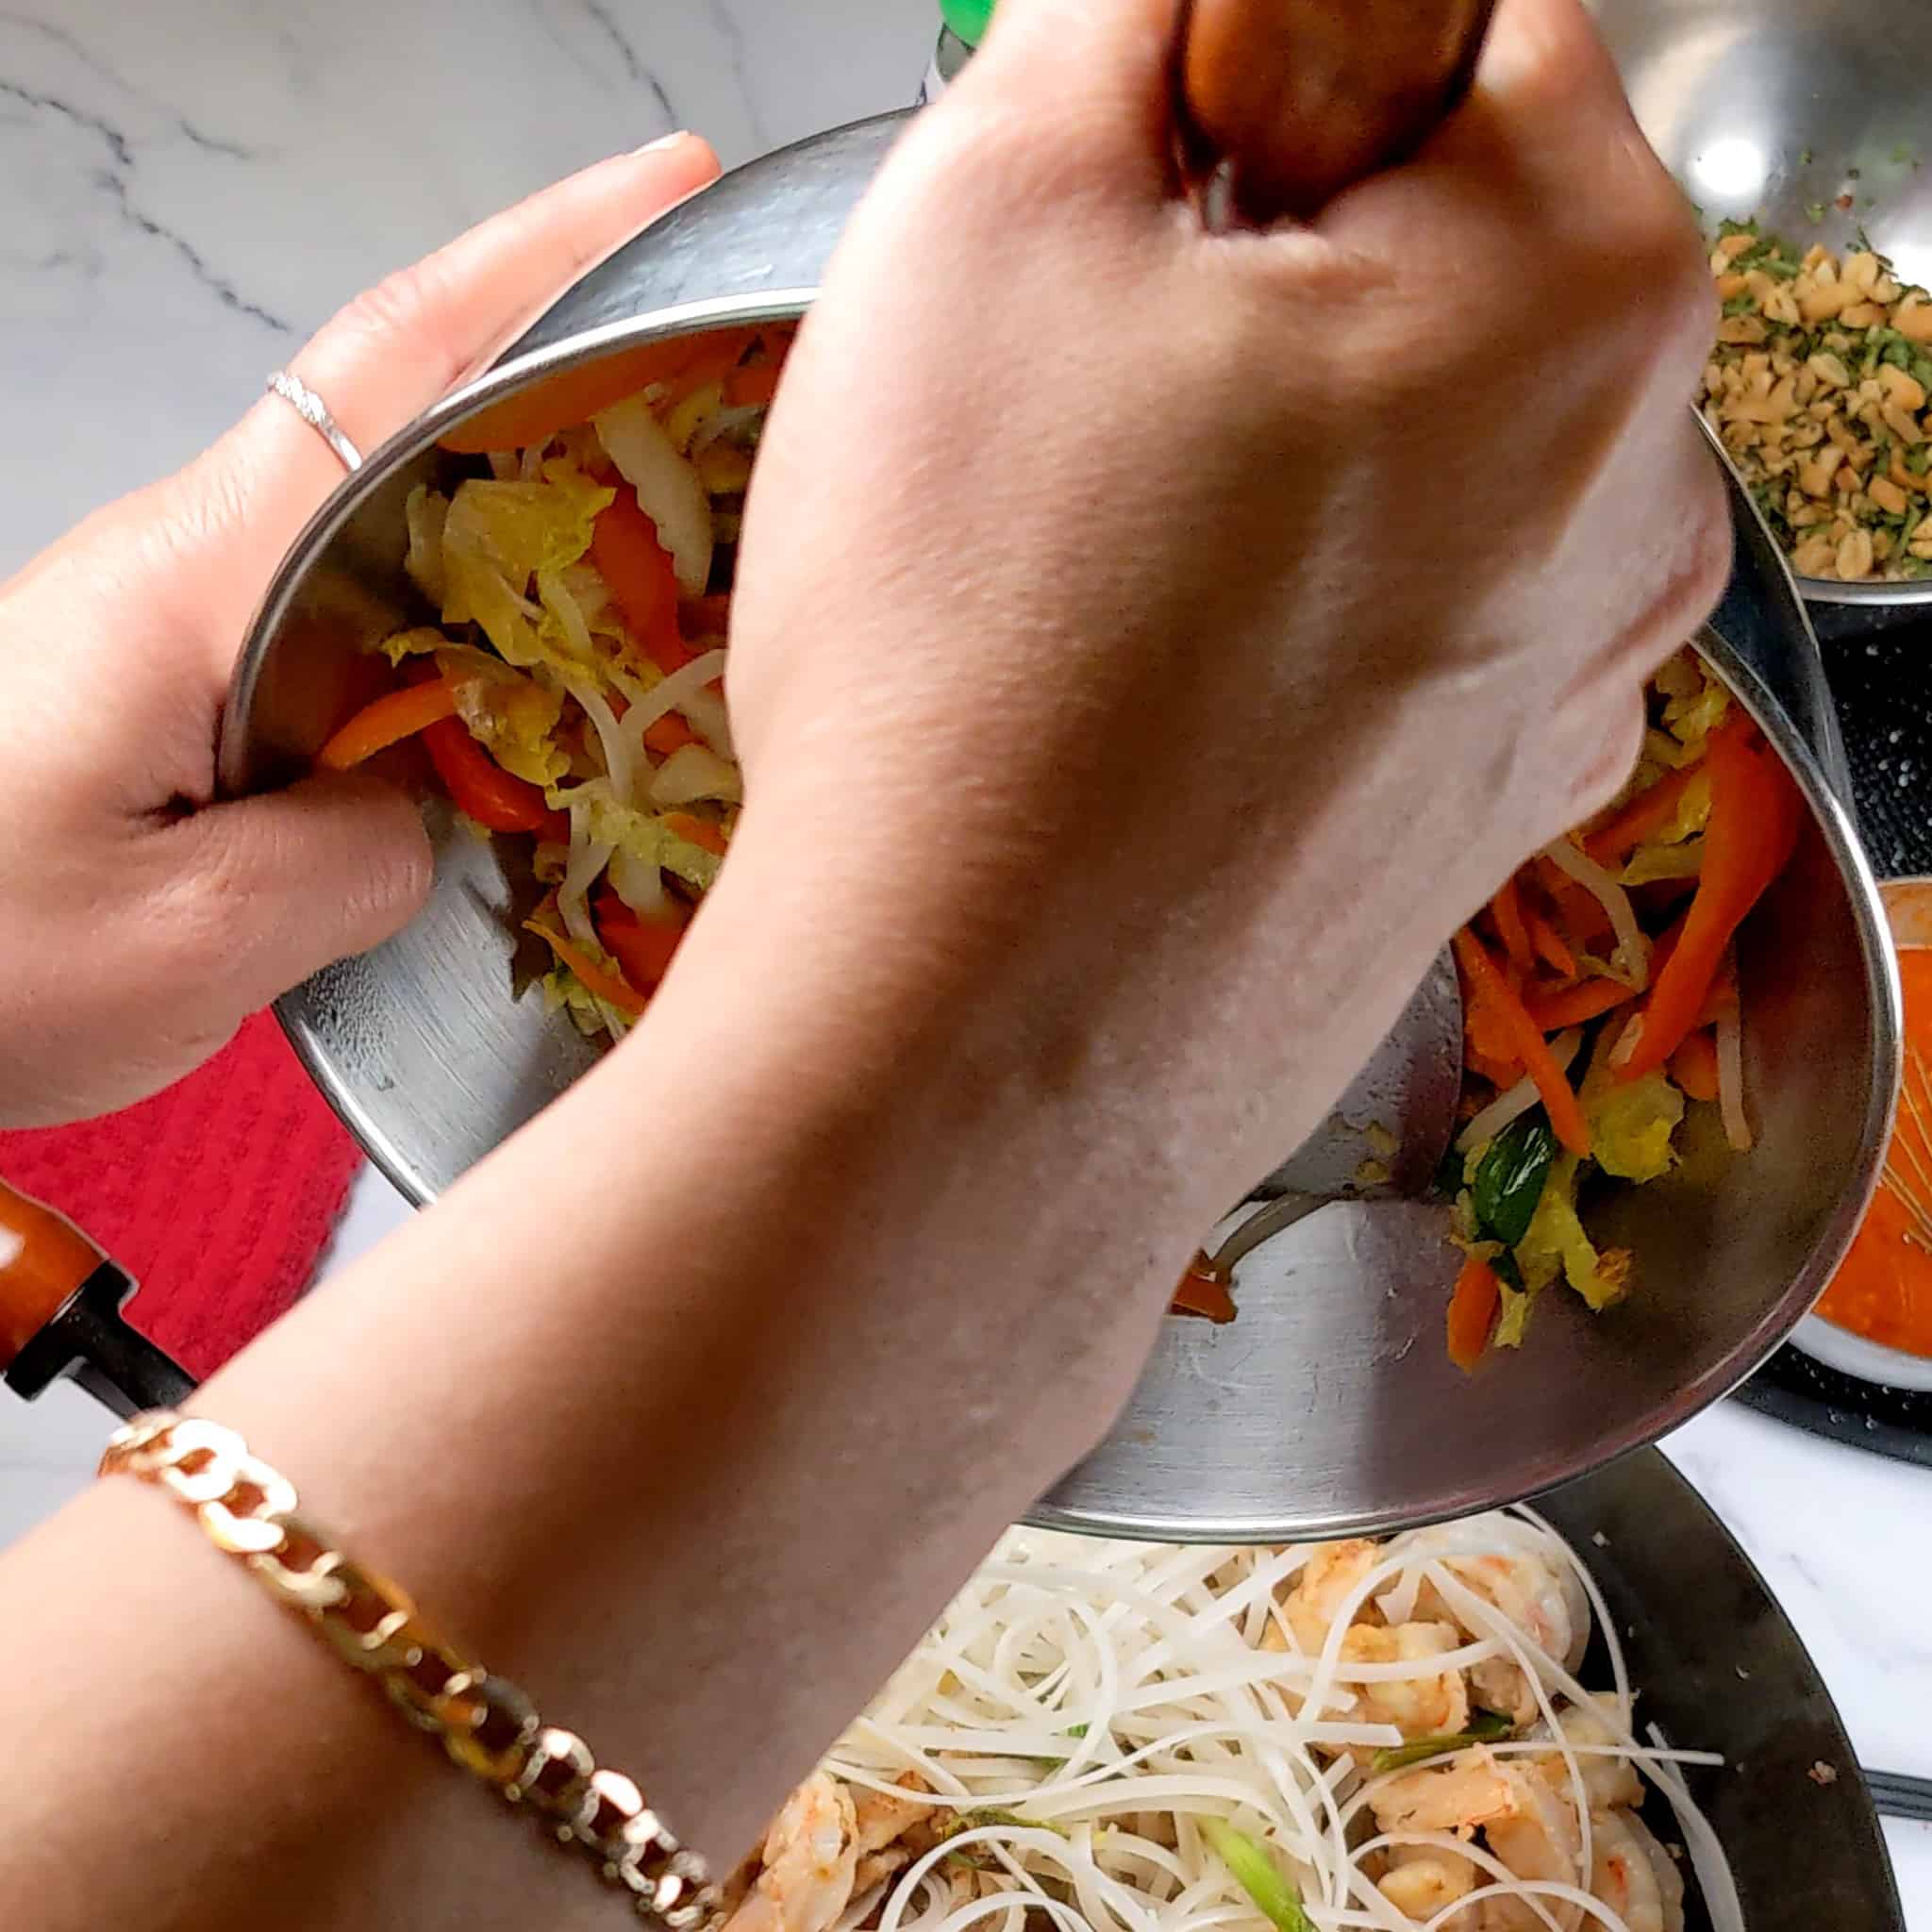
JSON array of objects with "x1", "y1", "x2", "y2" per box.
[{"x1": 0, "y1": 830, "x2": 1212, "y2": 1928}]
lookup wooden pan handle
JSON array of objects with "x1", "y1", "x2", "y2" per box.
[
  {"x1": 1178, "y1": 0, "x2": 1499, "y2": 225},
  {"x1": 0, "y1": 1176, "x2": 107, "y2": 1367}
]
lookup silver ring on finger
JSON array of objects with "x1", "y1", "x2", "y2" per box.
[{"x1": 265, "y1": 370, "x2": 364, "y2": 474}]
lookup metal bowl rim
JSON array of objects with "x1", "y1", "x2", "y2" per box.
[{"x1": 1797, "y1": 576, "x2": 1932, "y2": 609}]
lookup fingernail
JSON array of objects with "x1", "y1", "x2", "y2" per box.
[{"x1": 632, "y1": 131, "x2": 692, "y2": 156}]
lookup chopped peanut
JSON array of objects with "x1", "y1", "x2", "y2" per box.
[
  {"x1": 1709, "y1": 225, "x2": 1932, "y2": 579},
  {"x1": 1838, "y1": 528, "x2": 1876, "y2": 579},
  {"x1": 1879, "y1": 362, "x2": 1928, "y2": 412}
]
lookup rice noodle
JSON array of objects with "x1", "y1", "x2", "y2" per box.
[
  {"x1": 809, "y1": 1512, "x2": 1735, "y2": 1932},
  {"x1": 1541, "y1": 840, "x2": 1650, "y2": 991},
  {"x1": 1715, "y1": 1010, "x2": 1753, "y2": 1151},
  {"x1": 1456, "y1": 1030, "x2": 1583, "y2": 1155}
]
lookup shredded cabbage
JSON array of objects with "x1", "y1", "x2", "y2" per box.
[
  {"x1": 1660, "y1": 658, "x2": 1732, "y2": 749},
  {"x1": 377, "y1": 625, "x2": 456, "y2": 668},
  {"x1": 650, "y1": 742, "x2": 743, "y2": 808},
  {"x1": 404, "y1": 486, "x2": 449, "y2": 608},
  {"x1": 562, "y1": 782, "x2": 724, "y2": 894},
  {"x1": 1515, "y1": 1156, "x2": 1632, "y2": 1311},
  {"x1": 1585, "y1": 1073, "x2": 1686, "y2": 1184},
  {"x1": 1620, "y1": 837, "x2": 1706, "y2": 887},
  {"x1": 440, "y1": 463, "x2": 614, "y2": 673}
]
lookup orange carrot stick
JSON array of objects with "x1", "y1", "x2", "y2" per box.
[
  {"x1": 1454, "y1": 928, "x2": 1592, "y2": 1158},
  {"x1": 1618, "y1": 728, "x2": 1800, "y2": 1081},
  {"x1": 1522, "y1": 976, "x2": 1637, "y2": 1033},
  {"x1": 643, "y1": 711, "x2": 700, "y2": 757},
  {"x1": 1670, "y1": 1029, "x2": 1722, "y2": 1103},
  {"x1": 1524, "y1": 907, "x2": 1576, "y2": 978},
  {"x1": 524, "y1": 919, "x2": 649, "y2": 1017},
  {"x1": 662, "y1": 811, "x2": 728, "y2": 858},
  {"x1": 1465, "y1": 1048, "x2": 1525, "y2": 1090},
  {"x1": 1491, "y1": 876, "x2": 1535, "y2": 978},
  {"x1": 317, "y1": 678, "x2": 458, "y2": 770},
  {"x1": 1446, "y1": 1253, "x2": 1503, "y2": 1373}
]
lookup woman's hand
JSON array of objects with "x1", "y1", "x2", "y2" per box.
[
  {"x1": 0, "y1": 136, "x2": 718, "y2": 1129},
  {"x1": 728, "y1": 0, "x2": 1726, "y2": 1270}
]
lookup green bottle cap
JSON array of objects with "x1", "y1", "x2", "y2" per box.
[{"x1": 941, "y1": 0, "x2": 994, "y2": 47}]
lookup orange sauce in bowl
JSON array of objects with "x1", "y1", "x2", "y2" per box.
[{"x1": 1815, "y1": 942, "x2": 1932, "y2": 1357}]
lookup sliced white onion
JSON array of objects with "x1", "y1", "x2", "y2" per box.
[
  {"x1": 1716, "y1": 1009, "x2": 1753, "y2": 1151},
  {"x1": 1541, "y1": 839, "x2": 1651, "y2": 991},
  {"x1": 649, "y1": 742, "x2": 742, "y2": 808},
  {"x1": 1457, "y1": 1029, "x2": 1584, "y2": 1155},
  {"x1": 592, "y1": 394, "x2": 714, "y2": 593},
  {"x1": 616, "y1": 648, "x2": 728, "y2": 768}
]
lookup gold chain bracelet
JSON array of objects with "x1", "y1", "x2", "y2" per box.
[{"x1": 100, "y1": 1410, "x2": 718, "y2": 1925}]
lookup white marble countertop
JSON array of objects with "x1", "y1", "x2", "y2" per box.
[{"x1": 0, "y1": 0, "x2": 1926, "y2": 1921}]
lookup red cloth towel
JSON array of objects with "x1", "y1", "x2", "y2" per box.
[{"x1": 0, "y1": 1013, "x2": 363, "y2": 1379}]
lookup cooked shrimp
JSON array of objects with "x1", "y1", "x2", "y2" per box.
[
  {"x1": 1407, "y1": 1540, "x2": 1589, "y2": 1723},
  {"x1": 848, "y1": 1774, "x2": 934, "y2": 1897},
  {"x1": 1342, "y1": 1622, "x2": 1471, "y2": 1740},
  {"x1": 1376, "y1": 1843, "x2": 1480, "y2": 1924},
  {"x1": 1372, "y1": 1749, "x2": 1520, "y2": 1836},
  {"x1": 1481, "y1": 1762, "x2": 1586, "y2": 1932},
  {"x1": 1282, "y1": 1540, "x2": 1383, "y2": 1652},
  {"x1": 1526, "y1": 1695, "x2": 1642, "y2": 1815},
  {"x1": 853, "y1": 1775, "x2": 931, "y2": 1855},
  {"x1": 1588, "y1": 1810, "x2": 1685, "y2": 1932},
  {"x1": 723, "y1": 1773, "x2": 859, "y2": 1932},
  {"x1": 1372, "y1": 1753, "x2": 1585, "y2": 1932}
]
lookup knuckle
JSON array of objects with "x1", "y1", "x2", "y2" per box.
[{"x1": 329, "y1": 259, "x2": 446, "y2": 368}]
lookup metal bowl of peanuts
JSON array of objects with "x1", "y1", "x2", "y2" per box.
[{"x1": 1599, "y1": 0, "x2": 1932, "y2": 607}]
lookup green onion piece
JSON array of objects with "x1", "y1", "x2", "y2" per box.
[
  {"x1": 1369, "y1": 1710, "x2": 1515, "y2": 1776},
  {"x1": 1472, "y1": 1115, "x2": 1558, "y2": 1249},
  {"x1": 1199, "y1": 1819, "x2": 1315, "y2": 1932},
  {"x1": 939, "y1": 1807, "x2": 1068, "y2": 1870},
  {"x1": 1806, "y1": 203, "x2": 1826, "y2": 224}
]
